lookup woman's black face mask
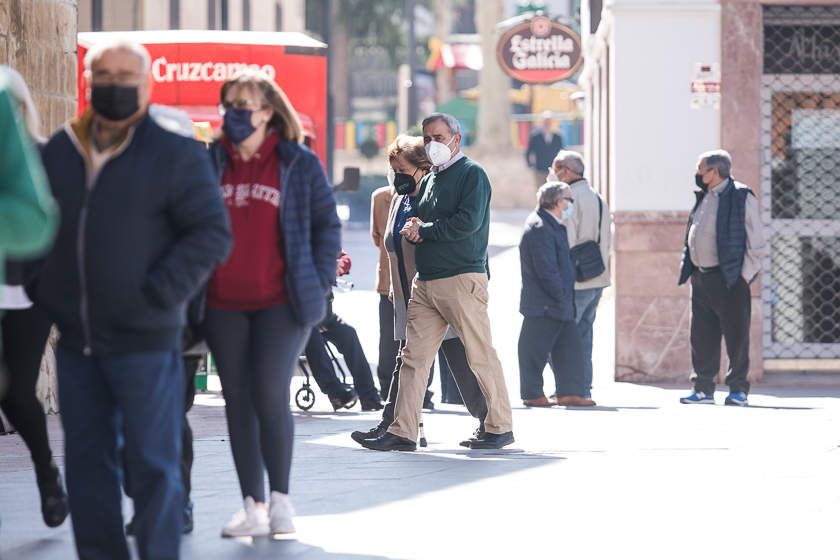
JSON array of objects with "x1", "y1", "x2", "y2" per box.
[{"x1": 393, "y1": 172, "x2": 417, "y2": 195}]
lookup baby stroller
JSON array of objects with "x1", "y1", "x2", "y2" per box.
[{"x1": 295, "y1": 339, "x2": 351, "y2": 411}]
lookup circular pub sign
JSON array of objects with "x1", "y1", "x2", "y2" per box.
[{"x1": 496, "y1": 15, "x2": 583, "y2": 83}]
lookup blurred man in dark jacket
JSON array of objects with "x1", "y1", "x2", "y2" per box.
[
  {"x1": 36, "y1": 40, "x2": 231, "y2": 560},
  {"x1": 518, "y1": 182, "x2": 593, "y2": 407},
  {"x1": 525, "y1": 110, "x2": 564, "y2": 190}
]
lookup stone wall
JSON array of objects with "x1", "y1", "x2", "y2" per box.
[
  {"x1": 0, "y1": 0, "x2": 78, "y2": 135},
  {"x1": 613, "y1": 211, "x2": 763, "y2": 385}
]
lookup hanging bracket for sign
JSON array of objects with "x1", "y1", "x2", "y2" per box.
[{"x1": 495, "y1": 15, "x2": 583, "y2": 84}]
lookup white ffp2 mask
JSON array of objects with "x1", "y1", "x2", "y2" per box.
[{"x1": 425, "y1": 137, "x2": 455, "y2": 167}]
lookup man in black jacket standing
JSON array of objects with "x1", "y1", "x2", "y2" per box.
[
  {"x1": 678, "y1": 150, "x2": 764, "y2": 407},
  {"x1": 525, "y1": 111, "x2": 564, "y2": 191},
  {"x1": 36, "y1": 40, "x2": 231, "y2": 560},
  {"x1": 518, "y1": 182, "x2": 589, "y2": 407}
]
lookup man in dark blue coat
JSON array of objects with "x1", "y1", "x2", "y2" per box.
[
  {"x1": 36, "y1": 40, "x2": 232, "y2": 560},
  {"x1": 518, "y1": 182, "x2": 594, "y2": 407},
  {"x1": 525, "y1": 111, "x2": 564, "y2": 190}
]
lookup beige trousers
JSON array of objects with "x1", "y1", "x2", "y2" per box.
[{"x1": 387, "y1": 273, "x2": 513, "y2": 442}]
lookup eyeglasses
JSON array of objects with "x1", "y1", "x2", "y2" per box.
[
  {"x1": 218, "y1": 99, "x2": 266, "y2": 115},
  {"x1": 563, "y1": 197, "x2": 575, "y2": 203},
  {"x1": 90, "y1": 70, "x2": 145, "y2": 87}
]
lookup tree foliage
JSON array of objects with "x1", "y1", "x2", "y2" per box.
[{"x1": 337, "y1": 0, "x2": 431, "y2": 67}]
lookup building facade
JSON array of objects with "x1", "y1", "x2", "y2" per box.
[
  {"x1": 580, "y1": 0, "x2": 840, "y2": 384},
  {"x1": 0, "y1": 0, "x2": 78, "y2": 133},
  {"x1": 77, "y1": 0, "x2": 305, "y2": 33}
]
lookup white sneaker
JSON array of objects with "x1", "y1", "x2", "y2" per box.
[
  {"x1": 221, "y1": 496, "x2": 270, "y2": 538},
  {"x1": 268, "y1": 491, "x2": 296, "y2": 535}
]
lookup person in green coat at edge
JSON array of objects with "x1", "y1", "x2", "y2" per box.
[{"x1": 0, "y1": 71, "x2": 59, "y2": 532}]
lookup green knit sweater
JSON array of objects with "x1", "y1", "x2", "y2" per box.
[{"x1": 415, "y1": 156, "x2": 490, "y2": 280}]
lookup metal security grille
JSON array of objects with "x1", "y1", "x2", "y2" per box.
[{"x1": 761, "y1": 6, "x2": 840, "y2": 360}]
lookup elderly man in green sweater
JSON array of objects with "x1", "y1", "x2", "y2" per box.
[{"x1": 361, "y1": 113, "x2": 514, "y2": 451}]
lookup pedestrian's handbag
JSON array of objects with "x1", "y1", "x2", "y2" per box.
[{"x1": 569, "y1": 197, "x2": 605, "y2": 282}]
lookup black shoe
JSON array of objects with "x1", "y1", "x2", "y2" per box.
[
  {"x1": 422, "y1": 398, "x2": 435, "y2": 411},
  {"x1": 360, "y1": 399, "x2": 384, "y2": 411},
  {"x1": 329, "y1": 387, "x2": 358, "y2": 411},
  {"x1": 360, "y1": 431, "x2": 416, "y2": 452},
  {"x1": 351, "y1": 424, "x2": 387, "y2": 445},
  {"x1": 183, "y1": 500, "x2": 194, "y2": 534},
  {"x1": 469, "y1": 431, "x2": 514, "y2": 450},
  {"x1": 36, "y1": 462, "x2": 69, "y2": 528},
  {"x1": 459, "y1": 426, "x2": 486, "y2": 448}
]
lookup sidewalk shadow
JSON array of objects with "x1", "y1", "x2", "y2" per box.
[
  {"x1": 550, "y1": 405, "x2": 660, "y2": 412},
  {"x1": 293, "y1": 416, "x2": 563, "y2": 517},
  {"x1": 180, "y1": 537, "x2": 402, "y2": 560},
  {"x1": 728, "y1": 404, "x2": 814, "y2": 411}
]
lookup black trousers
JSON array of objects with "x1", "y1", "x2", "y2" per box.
[
  {"x1": 438, "y1": 346, "x2": 462, "y2": 404},
  {"x1": 305, "y1": 312, "x2": 380, "y2": 404},
  {"x1": 380, "y1": 338, "x2": 488, "y2": 428},
  {"x1": 0, "y1": 306, "x2": 54, "y2": 470},
  {"x1": 518, "y1": 315, "x2": 587, "y2": 399},
  {"x1": 377, "y1": 295, "x2": 399, "y2": 398},
  {"x1": 204, "y1": 304, "x2": 308, "y2": 499},
  {"x1": 689, "y1": 270, "x2": 751, "y2": 394}
]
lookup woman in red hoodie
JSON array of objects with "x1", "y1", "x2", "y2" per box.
[{"x1": 204, "y1": 70, "x2": 340, "y2": 538}]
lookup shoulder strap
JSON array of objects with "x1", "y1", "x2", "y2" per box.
[{"x1": 596, "y1": 195, "x2": 603, "y2": 245}]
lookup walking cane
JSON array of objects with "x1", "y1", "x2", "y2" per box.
[{"x1": 418, "y1": 413, "x2": 427, "y2": 448}]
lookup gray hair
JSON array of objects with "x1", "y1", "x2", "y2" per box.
[
  {"x1": 537, "y1": 181, "x2": 572, "y2": 210},
  {"x1": 0, "y1": 65, "x2": 44, "y2": 143},
  {"x1": 83, "y1": 39, "x2": 151, "y2": 75},
  {"x1": 421, "y1": 112, "x2": 461, "y2": 136},
  {"x1": 699, "y1": 149, "x2": 732, "y2": 178},
  {"x1": 552, "y1": 150, "x2": 585, "y2": 177}
]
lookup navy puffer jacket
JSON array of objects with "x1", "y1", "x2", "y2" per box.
[{"x1": 209, "y1": 139, "x2": 341, "y2": 327}]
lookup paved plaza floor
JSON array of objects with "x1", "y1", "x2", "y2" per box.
[{"x1": 2, "y1": 211, "x2": 839, "y2": 559}]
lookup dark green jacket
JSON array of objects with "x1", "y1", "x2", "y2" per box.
[{"x1": 415, "y1": 156, "x2": 490, "y2": 280}]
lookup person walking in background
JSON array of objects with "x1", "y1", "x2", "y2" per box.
[
  {"x1": 204, "y1": 69, "x2": 340, "y2": 537},
  {"x1": 35, "y1": 39, "x2": 231, "y2": 560},
  {"x1": 352, "y1": 134, "x2": 488, "y2": 448},
  {"x1": 0, "y1": 66, "x2": 61, "y2": 528},
  {"x1": 518, "y1": 182, "x2": 592, "y2": 407},
  {"x1": 678, "y1": 150, "x2": 764, "y2": 406},
  {"x1": 370, "y1": 183, "x2": 400, "y2": 399},
  {"x1": 526, "y1": 110, "x2": 564, "y2": 191},
  {"x1": 360, "y1": 114, "x2": 513, "y2": 452},
  {"x1": 550, "y1": 151, "x2": 610, "y2": 404}
]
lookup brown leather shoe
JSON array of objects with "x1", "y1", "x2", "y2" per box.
[
  {"x1": 522, "y1": 396, "x2": 554, "y2": 407},
  {"x1": 554, "y1": 395, "x2": 596, "y2": 407}
]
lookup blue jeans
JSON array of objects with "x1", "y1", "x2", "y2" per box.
[
  {"x1": 574, "y1": 288, "x2": 603, "y2": 398},
  {"x1": 57, "y1": 343, "x2": 184, "y2": 560}
]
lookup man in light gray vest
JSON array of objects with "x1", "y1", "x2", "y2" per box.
[{"x1": 549, "y1": 151, "x2": 611, "y2": 404}]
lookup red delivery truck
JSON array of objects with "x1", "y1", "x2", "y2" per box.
[{"x1": 77, "y1": 30, "x2": 328, "y2": 164}]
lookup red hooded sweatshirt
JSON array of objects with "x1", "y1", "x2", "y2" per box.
[{"x1": 207, "y1": 132, "x2": 288, "y2": 310}]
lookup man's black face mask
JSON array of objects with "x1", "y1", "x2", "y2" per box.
[{"x1": 91, "y1": 85, "x2": 140, "y2": 121}]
